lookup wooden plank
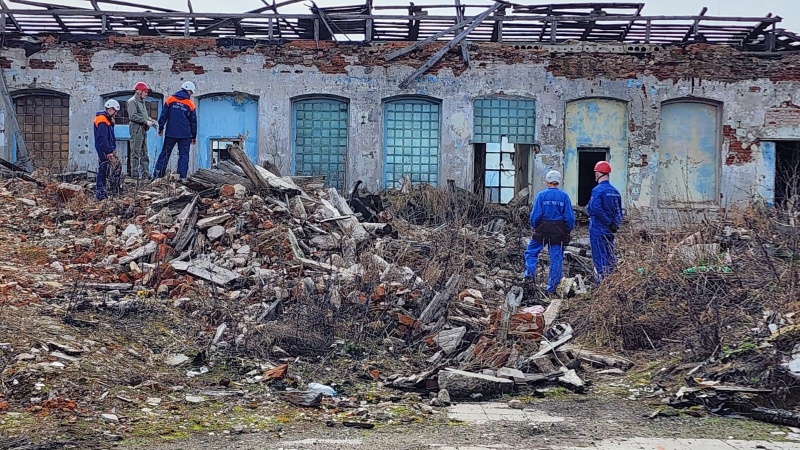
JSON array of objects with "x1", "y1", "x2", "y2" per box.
[
  {"x1": 399, "y1": 2, "x2": 502, "y2": 88},
  {"x1": 419, "y1": 273, "x2": 462, "y2": 324}
]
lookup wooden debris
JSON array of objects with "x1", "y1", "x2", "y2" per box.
[
  {"x1": 83, "y1": 283, "x2": 134, "y2": 291},
  {"x1": 419, "y1": 273, "x2": 462, "y2": 324},
  {"x1": 170, "y1": 260, "x2": 240, "y2": 285},
  {"x1": 560, "y1": 345, "x2": 634, "y2": 371}
]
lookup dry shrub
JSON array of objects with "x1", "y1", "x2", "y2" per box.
[{"x1": 567, "y1": 203, "x2": 799, "y2": 357}]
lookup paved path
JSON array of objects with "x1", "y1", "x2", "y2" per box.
[
  {"x1": 439, "y1": 403, "x2": 800, "y2": 450},
  {"x1": 426, "y1": 440, "x2": 800, "y2": 449}
]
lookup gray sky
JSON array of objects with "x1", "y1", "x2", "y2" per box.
[{"x1": 15, "y1": 0, "x2": 800, "y2": 34}]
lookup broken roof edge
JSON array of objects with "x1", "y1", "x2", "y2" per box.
[{"x1": 0, "y1": 2, "x2": 796, "y2": 52}]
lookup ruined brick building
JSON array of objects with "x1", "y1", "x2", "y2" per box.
[{"x1": 1, "y1": 1, "x2": 799, "y2": 219}]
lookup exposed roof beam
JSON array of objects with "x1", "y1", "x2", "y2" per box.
[
  {"x1": 186, "y1": 0, "x2": 199, "y2": 33},
  {"x1": 399, "y1": 2, "x2": 502, "y2": 89},
  {"x1": 48, "y1": 5, "x2": 70, "y2": 32},
  {"x1": 0, "y1": 0, "x2": 23, "y2": 32},
  {"x1": 386, "y1": 13, "x2": 472, "y2": 60},
  {"x1": 619, "y1": 3, "x2": 644, "y2": 40},
  {"x1": 740, "y1": 13, "x2": 773, "y2": 45},
  {"x1": 83, "y1": 0, "x2": 177, "y2": 13},
  {"x1": 683, "y1": 6, "x2": 707, "y2": 42},
  {"x1": 454, "y1": 0, "x2": 470, "y2": 66},
  {"x1": 195, "y1": 0, "x2": 302, "y2": 36},
  {"x1": 537, "y1": 4, "x2": 552, "y2": 41}
]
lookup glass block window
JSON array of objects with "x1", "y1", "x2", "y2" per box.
[
  {"x1": 210, "y1": 138, "x2": 242, "y2": 167},
  {"x1": 484, "y1": 137, "x2": 516, "y2": 204},
  {"x1": 383, "y1": 98, "x2": 440, "y2": 188},
  {"x1": 473, "y1": 98, "x2": 536, "y2": 144},
  {"x1": 107, "y1": 94, "x2": 160, "y2": 126},
  {"x1": 14, "y1": 94, "x2": 70, "y2": 171},
  {"x1": 293, "y1": 98, "x2": 349, "y2": 190}
]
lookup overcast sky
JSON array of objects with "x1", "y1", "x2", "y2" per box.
[{"x1": 14, "y1": 0, "x2": 800, "y2": 34}]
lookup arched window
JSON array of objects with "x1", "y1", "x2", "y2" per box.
[
  {"x1": 292, "y1": 96, "x2": 349, "y2": 190},
  {"x1": 658, "y1": 99, "x2": 721, "y2": 206},
  {"x1": 473, "y1": 97, "x2": 536, "y2": 203},
  {"x1": 12, "y1": 90, "x2": 70, "y2": 171},
  {"x1": 383, "y1": 97, "x2": 440, "y2": 188}
]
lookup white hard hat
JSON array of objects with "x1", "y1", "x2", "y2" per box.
[
  {"x1": 545, "y1": 170, "x2": 562, "y2": 184},
  {"x1": 104, "y1": 99, "x2": 121, "y2": 111},
  {"x1": 181, "y1": 81, "x2": 196, "y2": 92}
]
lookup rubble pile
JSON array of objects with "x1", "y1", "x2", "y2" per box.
[
  {"x1": 565, "y1": 209, "x2": 800, "y2": 427},
  {"x1": 0, "y1": 146, "x2": 629, "y2": 436}
]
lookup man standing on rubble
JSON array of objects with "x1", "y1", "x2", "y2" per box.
[
  {"x1": 524, "y1": 170, "x2": 575, "y2": 297},
  {"x1": 587, "y1": 161, "x2": 623, "y2": 283},
  {"x1": 153, "y1": 81, "x2": 197, "y2": 179},
  {"x1": 127, "y1": 81, "x2": 157, "y2": 179},
  {"x1": 94, "y1": 99, "x2": 121, "y2": 201}
]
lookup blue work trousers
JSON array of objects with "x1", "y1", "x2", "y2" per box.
[
  {"x1": 524, "y1": 239, "x2": 564, "y2": 293},
  {"x1": 590, "y1": 229, "x2": 617, "y2": 283},
  {"x1": 153, "y1": 136, "x2": 191, "y2": 179}
]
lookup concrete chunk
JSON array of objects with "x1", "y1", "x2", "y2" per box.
[{"x1": 437, "y1": 368, "x2": 514, "y2": 399}]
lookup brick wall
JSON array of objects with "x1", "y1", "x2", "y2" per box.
[
  {"x1": 28, "y1": 59, "x2": 55, "y2": 70},
  {"x1": 16, "y1": 37, "x2": 793, "y2": 81}
]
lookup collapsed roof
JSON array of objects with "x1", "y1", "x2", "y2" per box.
[{"x1": 0, "y1": 1, "x2": 798, "y2": 52}]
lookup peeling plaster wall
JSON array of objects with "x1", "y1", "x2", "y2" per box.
[{"x1": 2, "y1": 39, "x2": 800, "y2": 220}]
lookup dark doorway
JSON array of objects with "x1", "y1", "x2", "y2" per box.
[
  {"x1": 776, "y1": 141, "x2": 800, "y2": 209},
  {"x1": 578, "y1": 147, "x2": 608, "y2": 206}
]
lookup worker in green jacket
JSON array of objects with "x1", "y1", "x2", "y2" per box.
[{"x1": 127, "y1": 82, "x2": 157, "y2": 179}]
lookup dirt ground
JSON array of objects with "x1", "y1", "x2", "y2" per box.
[{"x1": 115, "y1": 395, "x2": 793, "y2": 450}]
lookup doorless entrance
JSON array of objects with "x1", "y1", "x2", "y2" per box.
[{"x1": 577, "y1": 147, "x2": 608, "y2": 206}]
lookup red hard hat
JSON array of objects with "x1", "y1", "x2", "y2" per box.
[
  {"x1": 594, "y1": 161, "x2": 612, "y2": 174},
  {"x1": 134, "y1": 82, "x2": 150, "y2": 91}
]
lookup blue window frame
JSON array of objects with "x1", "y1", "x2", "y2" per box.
[
  {"x1": 383, "y1": 98, "x2": 440, "y2": 188},
  {"x1": 292, "y1": 97, "x2": 349, "y2": 190}
]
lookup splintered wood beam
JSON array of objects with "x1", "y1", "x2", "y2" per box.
[
  {"x1": 683, "y1": 6, "x2": 707, "y2": 42},
  {"x1": 453, "y1": 0, "x2": 470, "y2": 66},
  {"x1": 399, "y1": 2, "x2": 502, "y2": 89}
]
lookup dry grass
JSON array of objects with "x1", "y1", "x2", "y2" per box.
[{"x1": 566, "y1": 203, "x2": 800, "y2": 358}]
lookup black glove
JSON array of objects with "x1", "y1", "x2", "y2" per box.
[{"x1": 608, "y1": 222, "x2": 619, "y2": 233}]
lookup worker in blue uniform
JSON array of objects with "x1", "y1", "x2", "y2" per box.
[
  {"x1": 587, "y1": 161, "x2": 623, "y2": 283},
  {"x1": 524, "y1": 170, "x2": 576, "y2": 296},
  {"x1": 94, "y1": 99, "x2": 121, "y2": 201},
  {"x1": 153, "y1": 81, "x2": 197, "y2": 179}
]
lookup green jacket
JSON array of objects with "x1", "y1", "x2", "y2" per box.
[{"x1": 127, "y1": 96, "x2": 150, "y2": 138}]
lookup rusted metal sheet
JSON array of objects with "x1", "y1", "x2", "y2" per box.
[
  {"x1": 564, "y1": 98, "x2": 629, "y2": 205},
  {"x1": 657, "y1": 100, "x2": 719, "y2": 205}
]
